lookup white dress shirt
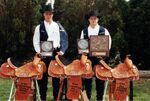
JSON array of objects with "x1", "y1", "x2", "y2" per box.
[
  {"x1": 80, "y1": 24, "x2": 112, "y2": 49},
  {"x1": 33, "y1": 20, "x2": 60, "y2": 53}
]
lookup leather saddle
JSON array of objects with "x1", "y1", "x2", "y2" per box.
[
  {"x1": 48, "y1": 54, "x2": 92, "y2": 78},
  {"x1": 0, "y1": 55, "x2": 46, "y2": 79},
  {"x1": 95, "y1": 55, "x2": 139, "y2": 101},
  {"x1": 95, "y1": 56, "x2": 139, "y2": 80},
  {"x1": 0, "y1": 54, "x2": 46, "y2": 100},
  {"x1": 48, "y1": 54, "x2": 92, "y2": 100}
]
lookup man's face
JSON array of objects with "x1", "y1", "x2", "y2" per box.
[
  {"x1": 43, "y1": 11, "x2": 53, "y2": 22},
  {"x1": 89, "y1": 16, "x2": 99, "y2": 26}
]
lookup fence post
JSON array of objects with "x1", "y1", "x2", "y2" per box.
[{"x1": 129, "y1": 81, "x2": 133, "y2": 101}]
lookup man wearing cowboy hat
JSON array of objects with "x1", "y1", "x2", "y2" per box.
[
  {"x1": 80, "y1": 10, "x2": 112, "y2": 101},
  {"x1": 33, "y1": 3, "x2": 68, "y2": 101}
]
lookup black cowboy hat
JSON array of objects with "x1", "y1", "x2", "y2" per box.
[
  {"x1": 40, "y1": 3, "x2": 54, "y2": 13},
  {"x1": 85, "y1": 10, "x2": 100, "y2": 20}
]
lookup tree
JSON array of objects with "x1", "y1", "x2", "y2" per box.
[
  {"x1": 124, "y1": 0, "x2": 150, "y2": 69},
  {"x1": 0, "y1": 0, "x2": 42, "y2": 63}
]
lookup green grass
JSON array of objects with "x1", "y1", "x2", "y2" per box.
[
  {"x1": 0, "y1": 78, "x2": 13, "y2": 100},
  {"x1": 133, "y1": 79, "x2": 150, "y2": 101},
  {"x1": 0, "y1": 78, "x2": 150, "y2": 101}
]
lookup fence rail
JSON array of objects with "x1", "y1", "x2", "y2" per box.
[{"x1": 139, "y1": 70, "x2": 150, "y2": 78}]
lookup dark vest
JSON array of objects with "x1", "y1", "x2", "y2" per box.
[
  {"x1": 83, "y1": 26, "x2": 105, "y2": 39},
  {"x1": 39, "y1": 22, "x2": 48, "y2": 41}
]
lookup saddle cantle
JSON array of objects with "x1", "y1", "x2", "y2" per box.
[{"x1": 95, "y1": 55, "x2": 139, "y2": 101}]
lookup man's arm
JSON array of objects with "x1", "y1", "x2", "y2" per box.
[
  {"x1": 33, "y1": 25, "x2": 41, "y2": 53},
  {"x1": 105, "y1": 28, "x2": 112, "y2": 49},
  {"x1": 57, "y1": 22, "x2": 68, "y2": 55},
  {"x1": 80, "y1": 30, "x2": 84, "y2": 39}
]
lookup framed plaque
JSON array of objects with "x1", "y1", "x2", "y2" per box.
[
  {"x1": 77, "y1": 39, "x2": 89, "y2": 54},
  {"x1": 89, "y1": 35, "x2": 109, "y2": 57},
  {"x1": 40, "y1": 41, "x2": 53, "y2": 56}
]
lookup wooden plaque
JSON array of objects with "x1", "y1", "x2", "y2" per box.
[{"x1": 89, "y1": 35, "x2": 109, "y2": 57}]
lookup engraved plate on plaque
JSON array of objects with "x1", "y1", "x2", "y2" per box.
[
  {"x1": 77, "y1": 39, "x2": 89, "y2": 54},
  {"x1": 40, "y1": 41, "x2": 53, "y2": 56},
  {"x1": 89, "y1": 35, "x2": 109, "y2": 57}
]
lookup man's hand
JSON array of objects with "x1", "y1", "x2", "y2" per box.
[
  {"x1": 57, "y1": 51, "x2": 64, "y2": 56},
  {"x1": 82, "y1": 52, "x2": 88, "y2": 56}
]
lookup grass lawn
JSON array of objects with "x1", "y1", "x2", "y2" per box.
[{"x1": 0, "y1": 78, "x2": 150, "y2": 101}]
